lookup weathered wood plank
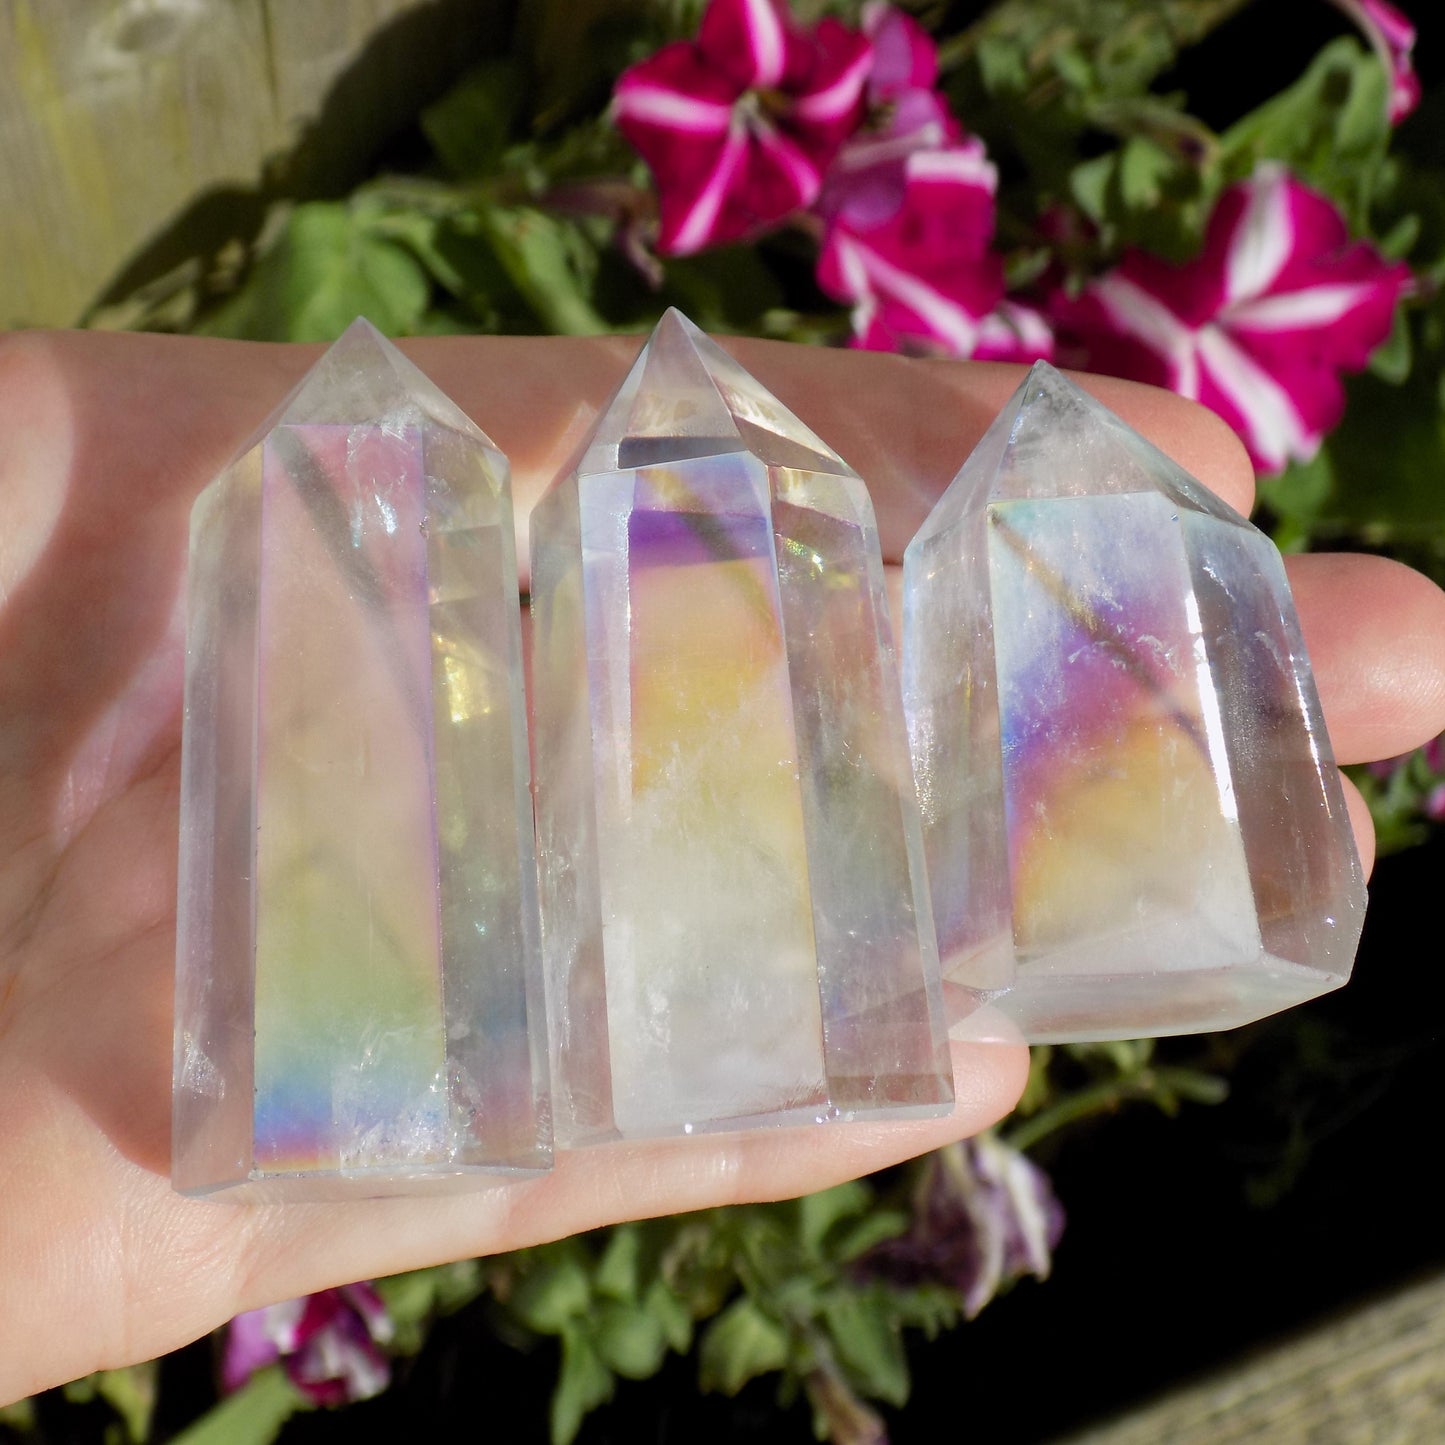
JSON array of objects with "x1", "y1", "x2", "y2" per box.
[
  {"x1": 0, "y1": 0, "x2": 451, "y2": 327},
  {"x1": 1054, "y1": 1270, "x2": 1445, "y2": 1444}
]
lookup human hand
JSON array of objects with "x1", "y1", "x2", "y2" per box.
[{"x1": 2, "y1": 330, "x2": 1442, "y2": 1403}]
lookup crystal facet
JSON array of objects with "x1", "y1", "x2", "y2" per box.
[
  {"x1": 530, "y1": 309, "x2": 953, "y2": 1142},
  {"x1": 174, "y1": 319, "x2": 549, "y2": 1198},
  {"x1": 903, "y1": 362, "x2": 1365, "y2": 1044}
]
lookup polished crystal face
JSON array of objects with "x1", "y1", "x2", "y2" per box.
[
  {"x1": 529, "y1": 309, "x2": 952, "y2": 1142},
  {"x1": 903, "y1": 362, "x2": 1365, "y2": 1044},
  {"x1": 174, "y1": 319, "x2": 550, "y2": 1198}
]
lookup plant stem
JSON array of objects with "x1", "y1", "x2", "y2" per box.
[{"x1": 1003, "y1": 1066, "x2": 1226, "y2": 1153}]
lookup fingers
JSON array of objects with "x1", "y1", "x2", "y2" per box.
[
  {"x1": 1341, "y1": 771, "x2": 1376, "y2": 878},
  {"x1": 1288, "y1": 552, "x2": 1445, "y2": 765},
  {"x1": 13, "y1": 329, "x2": 1441, "y2": 775},
  {"x1": 396, "y1": 336, "x2": 1259, "y2": 578},
  {"x1": 230, "y1": 1038, "x2": 1029, "y2": 1316},
  {"x1": 0, "y1": 329, "x2": 1279, "y2": 578}
]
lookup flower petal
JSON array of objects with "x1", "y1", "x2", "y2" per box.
[
  {"x1": 661, "y1": 127, "x2": 750, "y2": 255},
  {"x1": 790, "y1": 33, "x2": 874, "y2": 130},
  {"x1": 818, "y1": 139, "x2": 1003, "y2": 355},
  {"x1": 1328, "y1": 0, "x2": 1421, "y2": 122},
  {"x1": 699, "y1": 0, "x2": 791, "y2": 90},
  {"x1": 1196, "y1": 325, "x2": 1319, "y2": 471},
  {"x1": 1054, "y1": 164, "x2": 1409, "y2": 473},
  {"x1": 221, "y1": 1311, "x2": 282, "y2": 1394},
  {"x1": 613, "y1": 83, "x2": 733, "y2": 136},
  {"x1": 862, "y1": 2, "x2": 939, "y2": 96},
  {"x1": 972, "y1": 301, "x2": 1056, "y2": 364}
]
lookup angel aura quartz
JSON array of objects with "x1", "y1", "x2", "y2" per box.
[
  {"x1": 173, "y1": 319, "x2": 550, "y2": 1199},
  {"x1": 903, "y1": 362, "x2": 1365, "y2": 1044},
  {"x1": 529, "y1": 309, "x2": 953, "y2": 1142}
]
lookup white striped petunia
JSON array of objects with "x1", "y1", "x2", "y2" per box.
[
  {"x1": 817, "y1": 138, "x2": 1019, "y2": 358},
  {"x1": 1054, "y1": 165, "x2": 1410, "y2": 473},
  {"x1": 613, "y1": 0, "x2": 872, "y2": 255}
]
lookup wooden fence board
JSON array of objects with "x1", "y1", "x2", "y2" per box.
[
  {"x1": 0, "y1": 0, "x2": 452, "y2": 326},
  {"x1": 1055, "y1": 1270, "x2": 1445, "y2": 1444}
]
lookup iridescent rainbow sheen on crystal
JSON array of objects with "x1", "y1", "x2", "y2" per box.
[
  {"x1": 174, "y1": 320, "x2": 549, "y2": 1198},
  {"x1": 903, "y1": 362, "x2": 1364, "y2": 1043},
  {"x1": 529, "y1": 309, "x2": 952, "y2": 1142}
]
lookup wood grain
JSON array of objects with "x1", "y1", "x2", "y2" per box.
[
  {"x1": 1054, "y1": 1270, "x2": 1445, "y2": 1444},
  {"x1": 0, "y1": 0, "x2": 497, "y2": 327}
]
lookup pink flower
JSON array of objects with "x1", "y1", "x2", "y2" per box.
[
  {"x1": 613, "y1": 0, "x2": 872, "y2": 255},
  {"x1": 815, "y1": 4, "x2": 961, "y2": 233},
  {"x1": 817, "y1": 139, "x2": 1015, "y2": 357},
  {"x1": 1426, "y1": 782, "x2": 1445, "y2": 822},
  {"x1": 1328, "y1": 0, "x2": 1420, "y2": 123},
  {"x1": 1054, "y1": 165, "x2": 1410, "y2": 473},
  {"x1": 222, "y1": 1283, "x2": 393, "y2": 1408},
  {"x1": 973, "y1": 301, "x2": 1056, "y2": 364},
  {"x1": 813, "y1": 8, "x2": 1052, "y2": 363},
  {"x1": 860, "y1": 1, "x2": 958, "y2": 140}
]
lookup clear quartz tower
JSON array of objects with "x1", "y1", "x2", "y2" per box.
[
  {"x1": 529, "y1": 309, "x2": 953, "y2": 1142},
  {"x1": 903, "y1": 362, "x2": 1365, "y2": 1044},
  {"x1": 174, "y1": 318, "x2": 549, "y2": 1199}
]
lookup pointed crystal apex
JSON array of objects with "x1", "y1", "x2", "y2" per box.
[
  {"x1": 917, "y1": 362, "x2": 1244, "y2": 547},
  {"x1": 576, "y1": 308, "x2": 852, "y2": 477},
  {"x1": 266, "y1": 317, "x2": 497, "y2": 445}
]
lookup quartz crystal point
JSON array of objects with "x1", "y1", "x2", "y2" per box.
[
  {"x1": 174, "y1": 318, "x2": 549, "y2": 1199},
  {"x1": 530, "y1": 309, "x2": 953, "y2": 1142},
  {"x1": 903, "y1": 363, "x2": 1366, "y2": 1044}
]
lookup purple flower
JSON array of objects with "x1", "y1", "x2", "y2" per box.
[
  {"x1": 860, "y1": 1136, "x2": 1064, "y2": 1319},
  {"x1": 1054, "y1": 164, "x2": 1410, "y2": 473},
  {"x1": 612, "y1": 0, "x2": 872, "y2": 255},
  {"x1": 222, "y1": 1283, "x2": 393, "y2": 1408},
  {"x1": 1328, "y1": 0, "x2": 1420, "y2": 123}
]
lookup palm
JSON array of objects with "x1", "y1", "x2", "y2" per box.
[{"x1": 2, "y1": 330, "x2": 1441, "y2": 1403}]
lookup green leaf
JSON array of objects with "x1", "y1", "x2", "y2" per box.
[
  {"x1": 820, "y1": 1292, "x2": 910, "y2": 1407},
  {"x1": 168, "y1": 1368, "x2": 303, "y2": 1445},
  {"x1": 375, "y1": 1261, "x2": 483, "y2": 1353},
  {"x1": 0, "y1": 1395, "x2": 35, "y2": 1430},
  {"x1": 1069, "y1": 153, "x2": 1115, "y2": 226},
  {"x1": 595, "y1": 1225, "x2": 642, "y2": 1302},
  {"x1": 1220, "y1": 38, "x2": 1390, "y2": 223},
  {"x1": 1049, "y1": 45, "x2": 1094, "y2": 92},
  {"x1": 1369, "y1": 304, "x2": 1413, "y2": 384},
  {"x1": 1319, "y1": 368, "x2": 1445, "y2": 535},
  {"x1": 510, "y1": 1251, "x2": 593, "y2": 1334},
  {"x1": 974, "y1": 35, "x2": 1028, "y2": 94},
  {"x1": 1258, "y1": 447, "x2": 1335, "y2": 551},
  {"x1": 830, "y1": 1207, "x2": 911, "y2": 1265},
  {"x1": 551, "y1": 1328, "x2": 615, "y2": 1445},
  {"x1": 644, "y1": 1278, "x2": 695, "y2": 1355},
  {"x1": 477, "y1": 206, "x2": 609, "y2": 335},
  {"x1": 1015, "y1": 1044, "x2": 1054, "y2": 1116},
  {"x1": 797, "y1": 1180, "x2": 872, "y2": 1256},
  {"x1": 661, "y1": 245, "x2": 787, "y2": 332},
  {"x1": 1118, "y1": 135, "x2": 1173, "y2": 210},
  {"x1": 199, "y1": 202, "x2": 431, "y2": 342},
  {"x1": 591, "y1": 1299, "x2": 669, "y2": 1379},
  {"x1": 94, "y1": 1364, "x2": 157, "y2": 1443},
  {"x1": 698, "y1": 1297, "x2": 790, "y2": 1396},
  {"x1": 422, "y1": 58, "x2": 527, "y2": 178}
]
